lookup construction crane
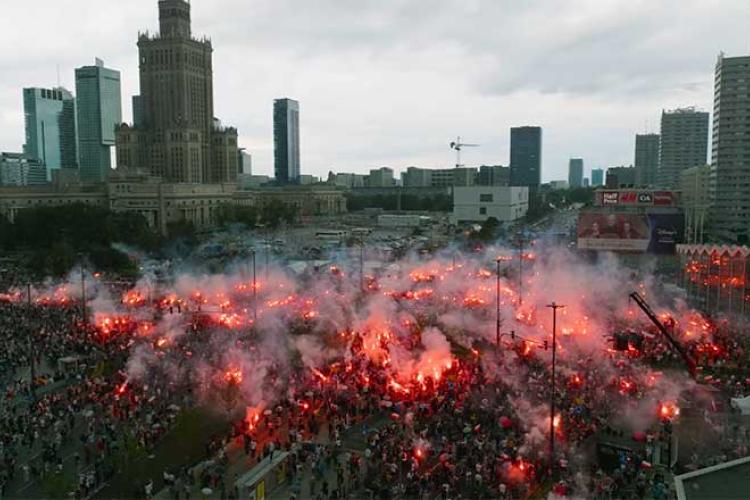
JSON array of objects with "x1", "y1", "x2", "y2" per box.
[
  {"x1": 629, "y1": 291, "x2": 697, "y2": 377},
  {"x1": 449, "y1": 137, "x2": 479, "y2": 168}
]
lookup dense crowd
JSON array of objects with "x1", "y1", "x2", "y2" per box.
[
  {"x1": 0, "y1": 302, "x2": 189, "y2": 499},
  {"x1": 1, "y1": 271, "x2": 750, "y2": 500}
]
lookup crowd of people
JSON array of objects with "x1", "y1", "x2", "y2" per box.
[
  {"x1": 1, "y1": 260, "x2": 750, "y2": 500},
  {"x1": 0, "y1": 301, "x2": 189, "y2": 499}
]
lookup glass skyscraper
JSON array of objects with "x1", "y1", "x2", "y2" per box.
[
  {"x1": 274, "y1": 98, "x2": 301, "y2": 184},
  {"x1": 568, "y1": 158, "x2": 584, "y2": 188},
  {"x1": 23, "y1": 87, "x2": 77, "y2": 180},
  {"x1": 591, "y1": 168, "x2": 604, "y2": 187},
  {"x1": 75, "y1": 59, "x2": 122, "y2": 183},
  {"x1": 509, "y1": 126, "x2": 542, "y2": 192},
  {"x1": 634, "y1": 134, "x2": 660, "y2": 187}
]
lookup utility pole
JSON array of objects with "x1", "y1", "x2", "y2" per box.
[
  {"x1": 496, "y1": 258, "x2": 502, "y2": 347},
  {"x1": 360, "y1": 238, "x2": 365, "y2": 293},
  {"x1": 252, "y1": 249, "x2": 257, "y2": 323},
  {"x1": 546, "y1": 301, "x2": 565, "y2": 477},
  {"x1": 518, "y1": 235, "x2": 525, "y2": 305},
  {"x1": 265, "y1": 240, "x2": 270, "y2": 279},
  {"x1": 27, "y1": 282, "x2": 36, "y2": 398},
  {"x1": 80, "y1": 264, "x2": 87, "y2": 325}
]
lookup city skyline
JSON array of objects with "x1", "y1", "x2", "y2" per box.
[{"x1": 0, "y1": 0, "x2": 748, "y2": 181}]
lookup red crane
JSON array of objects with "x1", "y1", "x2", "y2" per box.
[{"x1": 629, "y1": 291, "x2": 697, "y2": 377}]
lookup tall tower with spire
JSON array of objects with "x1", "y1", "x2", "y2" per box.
[{"x1": 116, "y1": 0, "x2": 239, "y2": 184}]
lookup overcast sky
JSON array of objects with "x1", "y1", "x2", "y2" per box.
[{"x1": 1, "y1": 0, "x2": 748, "y2": 181}]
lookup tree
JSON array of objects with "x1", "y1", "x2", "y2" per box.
[
  {"x1": 260, "y1": 199, "x2": 298, "y2": 229},
  {"x1": 216, "y1": 203, "x2": 259, "y2": 228},
  {"x1": 0, "y1": 213, "x2": 14, "y2": 248},
  {"x1": 477, "y1": 217, "x2": 501, "y2": 242}
]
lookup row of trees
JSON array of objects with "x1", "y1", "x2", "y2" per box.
[
  {"x1": 215, "y1": 200, "x2": 298, "y2": 229},
  {"x1": 0, "y1": 205, "x2": 166, "y2": 278}
]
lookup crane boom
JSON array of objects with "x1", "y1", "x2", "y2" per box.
[
  {"x1": 450, "y1": 136, "x2": 480, "y2": 167},
  {"x1": 629, "y1": 291, "x2": 697, "y2": 376}
]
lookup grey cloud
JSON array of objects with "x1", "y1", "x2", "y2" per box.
[{"x1": 0, "y1": 0, "x2": 747, "y2": 181}]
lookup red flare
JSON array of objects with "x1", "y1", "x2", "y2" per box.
[{"x1": 224, "y1": 369, "x2": 243, "y2": 385}]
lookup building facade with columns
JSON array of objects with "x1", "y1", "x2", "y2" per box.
[{"x1": 0, "y1": 169, "x2": 347, "y2": 235}]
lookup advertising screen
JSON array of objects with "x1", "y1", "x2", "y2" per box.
[
  {"x1": 578, "y1": 213, "x2": 650, "y2": 251},
  {"x1": 646, "y1": 213, "x2": 685, "y2": 254},
  {"x1": 577, "y1": 211, "x2": 684, "y2": 253}
]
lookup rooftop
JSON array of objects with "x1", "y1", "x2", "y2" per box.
[{"x1": 675, "y1": 456, "x2": 750, "y2": 500}]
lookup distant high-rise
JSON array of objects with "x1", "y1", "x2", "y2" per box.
[
  {"x1": 568, "y1": 158, "x2": 584, "y2": 188},
  {"x1": 274, "y1": 98, "x2": 300, "y2": 184},
  {"x1": 23, "y1": 87, "x2": 77, "y2": 180},
  {"x1": 657, "y1": 108, "x2": 709, "y2": 189},
  {"x1": 606, "y1": 166, "x2": 637, "y2": 188},
  {"x1": 0, "y1": 152, "x2": 47, "y2": 186},
  {"x1": 710, "y1": 54, "x2": 750, "y2": 243},
  {"x1": 509, "y1": 126, "x2": 542, "y2": 192},
  {"x1": 591, "y1": 168, "x2": 604, "y2": 187},
  {"x1": 75, "y1": 59, "x2": 122, "y2": 183},
  {"x1": 115, "y1": 0, "x2": 239, "y2": 183},
  {"x1": 366, "y1": 167, "x2": 394, "y2": 187},
  {"x1": 477, "y1": 165, "x2": 510, "y2": 186},
  {"x1": 238, "y1": 150, "x2": 252, "y2": 175},
  {"x1": 634, "y1": 134, "x2": 660, "y2": 187}
]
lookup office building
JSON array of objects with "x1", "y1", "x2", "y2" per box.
[
  {"x1": 549, "y1": 180, "x2": 569, "y2": 190},
  {"x1": 75, "y1": 59, "x2": 122, "y2": 183},
  {"x1": 634, "y1": 134, "x2": 660, "y2": 187},
  {"x1": 606, "y1": 166, "x2": 637, "y2": 188},
  {"x1": 366, "y1": 167, "x2": 395, "y2": 187},
  {"x1": 0, "y1": 169, "x2": 347, "y2": 236},
  {"x1": 710, "y1": 54, "x2": 750, "y2": 243},
  {"x1": 591, "y1": 168, "x2": 604, "y2": 187},
  {"x1": 402, "y1": 167, "x2": 432, "y2": 187},
  {"x1": 657, "y1": 108, "x2": 709, "y2": 189},
  {"x1": 509, "y1": 126, "x2": 542, "y2": 192},
  {"x1": 452, "y1": 186, "x2": 529, "y2": 224},
  {"x1": 0, "y1": 152, "x2": 47, "y2": 186},
  {"x1": 401, "y1": 166, "x2": 478, "y2": 188},
  {"x1": 583, "y1": 178, "x2": 590, "y2": 188},
  {"x1": 299, "y1": 175, "x2": 319, "y2": 185},
  {"x1": 328, "y1": 172, "x2": 366, "y2": 189},
  {"x1": 237, "y1": 174, "x2": 271, "y2": 188},
  {"x1": 274, "y1": 98, "x2": 300, "y2": 184},
  {"x1": 115, "y1": 0, "x2": 239, "y2": 184},
  {"x1": 23, "y1": 87, "x2": 77, "y2": 180},
  {"x1": 238, "y1": 151, "x2": 252, "y2": 175},
  {"x1": 568, "y1": 158, "x2": 584, "y2": 188},
  {"x1": 680, "y1": 165, "x2": 711, "y2": 244},
  {"x1": 477, "y1": 165, "x2": 510, "y2": 186}
]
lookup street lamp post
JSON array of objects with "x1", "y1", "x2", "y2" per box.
[
  {"x1": 546, "y1": 301, "x2": 565, "y2": 477},
  {"x1": 27, "y1": 282, "x2": 36, "y2": 398}
]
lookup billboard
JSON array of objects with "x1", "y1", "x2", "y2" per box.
[
  {"x1": 596, "y1": 190, "x2": 676, "y2": 207},
  {"x1": 577, "y1": 211, "x2": 684, "y2": 254},
  {"x1": 647, "y1": 213, "x2": 684, "y2": 254}
]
